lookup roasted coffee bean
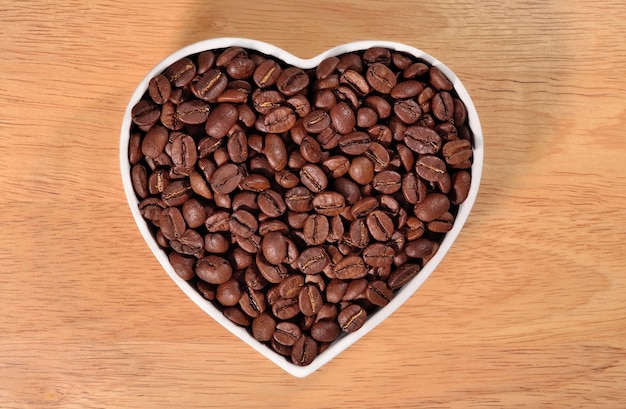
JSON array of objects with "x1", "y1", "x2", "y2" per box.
[
  {"x1": 229, "y1": 209, "x2": 258, "y2": 238},
  {"x1": 330, "y1": 102, "x2": 356, "y2": 135},
  {"x1": 356, "y1": 106, "x2": 378, "y2": 128},
  {"x1": 298, "y1": 247, "x2": 329, "y2": 275},
  {"x1": 274, "y1": 322, "x2": 302, "y2": 346},
  {"x1": 204, "y1": 233, "x2": 229, "y2": 253},
  {"x1": 415, "y1": 155, "x2": 447, "y2": 182},
  {"x1": 169, "y1": 251, "x2": 196, "y2": 280},
  {"x1": 291, "y1": 335, "x2": 317, "y2": 366},
  {"x1": 429, "y1": 66, "x2": 453, "y2": 91},
  {"x1": 348, "y1": 218, "x2": 370, "y2": 248},
  {"x1": 210, "y1": 163, "x2": 242, "y2": 194},
  {"x1": 351, "y1": 196, "x2": 379, "y2": 218},
  {"x1": 223, "y1": 306, "x2": 251, "y2": 326},
  {"x1": 131, "y1": 100, "x2": 160, "y2": 128},
  {"x1": 372, "y1": 170, "x2": 401, "y2": 194},
  {"x1": 164, "y1": 57, "x2": 196, "y2": 87},
  {"x1": 169, "y1": 132, "x2": 197, "y2": 170},
  {"x1": 276, "y1": 67, "x2": 310, "y2": 96},
  {"x1": 323, "y1": 155, "x2": 350, "y2": 178},
  {"x1": 253, "y1": 58, "x2": 282, "y2": 88},
  {"x1": 340, "y1": 69, "x2": 370, "y2": 96},
  {"x1": 428, "y1": 211, "x2": 455, "y2": 233},
  {"x1": 161, "y1": 179, "x2": 192, "y2": 207},
  {"x1": 363, "y1": 47, "x2": 391, "y2": 66},
  {"x1": 394, "y1": 99, "x2": 422, "y2": 125},
  {"x1": 299, "y1": 284, "x2": 323, "y2": 316},
  {"x1": 262, "y1": 231, "x2": 287, "y2": 265},
  {"x1": 414, "y1": 193, "x2": 450, "y2": 222},
  {"x1": 443, "y1": 139, "x2": 473, "y2": 168},
  {"x1": 148, "y1": 74, "x2": 172, "y2": 104},
  {"x1": 141, "y1": 125, "x2": 169, "y2": 159},
  {"x1": 391, "y1": 80, "x2": 424, "y2": 99},
  {"x1": 216, "y1": 278, "x2": 243, "y2": 307},
  {"x1": 316, "y1": 56, "x2": 340, "y2": 79},
  {"x1": 432, "y1": 91, "x2": 455, "y2": 122},
  {"x1": 303, "y1": 214, "x2": 329, "y2": 245},
  {"x1": 285, "y1": 186, "x2": 313, "y2": 212},
  {"x1": 366, "y1": 210, "x2": 394, "y2": 241},
  {"x1": 264, "y1": 106, "x2": 297, "y2": 133},
  {"x1": 272, "y1": 296, "x2": 300, "y2": 320},
  {"x1": 257, "y1": 189, "x2": 287, "y2": 218},
  {"x1": 338, "y1": 304, "x2": 367, "y2": 332},
  {"x1": 334, "y1": 255, "x2": 367, "y2": 279},
  {"x1": 312, "y1": 191, "x2": 346, "y2": 216},
  {"x1": 139, "y1": 197, "x2": 166, "y2": 224},
  {"x1": 241, "y1": 174, "x2": 271, "y2": 192},
  {"x1": 252, "y1": 312, "x2": 276, "y2": 342},
  {"x1": 334, "y1": 177, "x2": 361, "y2": 204},
  {"x1": 239, "y1": 286, "x2": 267, "y2": 318},
  {"x1": 339, "y1": 131, "x2": 371, "y2": 156},
  {"x1": 192, "y1": 69, "x2": 227, "y2": 102},
  {"x1": 404, "y1": 125, "x2": 442, "y2": 154},
  {"x1": 277, "y1": 274, "x2": 305, "y2": 299},
  {"x1": 131, "y1": 163, "x2": 149, "y2": 198},
  {"x1": 363, "y1": 243, "x2": 395, "y2": 267},
  {"x1": 205, "y1": 103, "x2": 238, "y2": 138},
  {"x1": 310, "y1": 320, "x2": 341, "y2": 343},
  {"x1": 451, "y1": 170, "x2": 471, "y2": 205},
  {"x1": 366, "y1": 62, "x2": 396, "y2": 94},
  {"x1": 299, "y1": 135, "x2": 323, "y2": 164},
  {"x1": 348, "y1": 156, "x2": 374, "y2": 185},
  {"x1": 196, "y1": 255, "x2": 232, "y2": 284},
  {"x1": 300, "y1": 163, "x2": 328, "y2": 193},
  {"x1": 253, "y1": 90, "x2": 285, "y2": 115},
  {"x1": 366, "y1": 280, "x2": 393, "y2": 306},
  {"x1": 303, "y1": 110, "x2": 331, "y2": 134},
  {"x1": 342, "y1": 278, "x2": 368, "y2": 301}
]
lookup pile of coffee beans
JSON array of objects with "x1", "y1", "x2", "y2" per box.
[{"x1": 128, "y1": 46, "x2": 473, "y2": 366}]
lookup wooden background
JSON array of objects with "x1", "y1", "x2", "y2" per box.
[{"x1": 2, "y1": 0, "x2": 625, "y2": 407}]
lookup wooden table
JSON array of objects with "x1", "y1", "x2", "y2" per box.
[{"x1": 2, "y1": 1, "x2": 625, "y2": 407}]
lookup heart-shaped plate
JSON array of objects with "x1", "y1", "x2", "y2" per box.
[{"x1": 120, "y1": 38, "x2": 483, "y2": 377}]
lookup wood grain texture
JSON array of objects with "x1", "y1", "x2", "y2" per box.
[{"x1": 1, "y1": 0, "x2": 625, "y2": 407}]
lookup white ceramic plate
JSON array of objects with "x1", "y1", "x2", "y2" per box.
[{"x1": 120, "y1": 38, "x2": 483, "y2": 378}]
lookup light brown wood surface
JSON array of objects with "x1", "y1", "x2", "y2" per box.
[{"x1": 2, "y1": 0, "x2": 626, "y2": 407}]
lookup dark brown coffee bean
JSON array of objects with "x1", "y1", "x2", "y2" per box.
[
  {"x1": 363, "y1": 243, "x2": 395, "y2": 267},
  {"x1": 131, "y1": 100, "x2": 160, "y2": 128},
  {"x1": 391, "y1": 52, "x2": 413, "y2": 70},
  {"x1": 371, "y1": 170, "x2": 401, "y2": 194},
  {"x1": 366, "y1": 62, "x2": 397, "y2": 94},
  {"x1": 226, "y1": 131, "x2": 248, "y2": 163},
  {"x1": 454, "y1": 97, "x2": 468, "y2": 125},
  {"x1": 148, "y1": 168, "x2": 171, "y2": 196},
  {"x1": 131, "y1": 163, "x2": 149, "y2": 199},
  {"x1": 274, "y1": 322, "x2": 302, "y2": 346},
  {"x1": 310, "y1": 320, "x2": 341, "y2": 343},
  {"x1": 312, "y1": 191, "x2": 346, "y2": 216},
  {"x1": 351, "y1": 196, "x2": 379, "y2": 218},
  {"x1": 276, "y1": 67, "x2": 310, "y2": 96},
  {"x1": 348, "y1": 156, "x2": 374, "y2": 185},
  {"x1": 216, "y1": 278, "x2": 243, "y2": 307},
  {"x1": 128, "y1": 132, "x2": 143, "y2": 165},
  {"x1": 164, "y1": 57, "x2": 196, "y2": 87},
  {"x1": 262, "y1": 231, "x2": 287, "y2": 265},
  {"x1": 300, "y1": 135, "x2": 323, "y2": 164},
  {"x1": 205, "y1": 103, "x2": 239, "y2": 138},
  {"x1": 273, "y1": 169, "x2": 298, "y2": 189},
  {"x1": 210, "y1": 163, "x2": 242, "y2": 195},
  {"x1": 285, "y1": 186, "x2": 313, "y2": 212},
  {"x1": 443, "y1": 139, "x2": 473, "y2": 168},
  {"x1": 169, "y1": 132, "x2": 197, "y2": 170},
  {"x1": 226, "y1": 57, "x2": 256, "y2": 80},
  {"x1": 394, "y1": 99, "x2": 422, "y2": 125},
  {"x1": 176, "y1": 99, "x2": 210, "y2": 125},
  {"x1": 428, "y1": 211, "x2": 454, "y2": 233},
  {"x1": 297, "y1": 247, "x2": 329, "y2": 275},
  {"x1": 366, "y1": 210, "x2": 394, "y2": 241},
  {"x1": 303, "y1": 110, "x2": 331, "y2": 134},
  {"x1": 366, "y1": 280, "x2": 393, "y2": 306},
  {"x1": 341, "y1": 278, "x2": 368, "y2": 301},
  {"x1": 356, "y1": 106, "x2": 378, "y2": 128},
  {"x1": 171, "y1": 232, "x2": 201, "y2": 257},
  {"x1": 272, "y1": 297, "x2": 300, "y2": 320},
  {"x1": 259, "y1": 134, "x2": 284, "y2": 172},
  {"x1": 326, "y1": 279, "x2": 349, "y2": 303},
  {"x1": 348, "y1": 218, "x2": 370, "y2": 249},
  {"x1": 405, "y1": 238, "x2": 439, "y2": 260},
  {"x1": 432, "y1": 91, "x2": 455, "y2": 122},
  {"x1": 276, "y1": 274, "x2": 304, "y2": 300},
  {"x1": 316, "y1": 56, "x2": 340, "y2": 79},
  {"x1": 192, "y1": 69, "x2": 228, "y2": 102},
  {"x1": 365, "y1": 95, "x2": 392, "y2": 119},
  {"x1": 138, "y1": 197, "x2": 166, "y2": 225},
  {"x1": 253, "y1": 58, "x2": 282, "y2": 88},
  {"x1": 204, "y1": 210, "x2": 230, "y2": 232},
  {"x1": 414, "y1": 193, "x2": 450, "y2": 222},
  {"x1": 257, "y1": 189, "x2": 287, "y2": 218},
  {"x1": 223, "y1": 306, "x2": 251, "y2": 326},
  {"x1": 329, "y1": 102, "x2": 356, "y2": 135},
  {"x1": 229, "y1": 209, "x2": 258, "y2": 238},
  {"x1": 302, "y1": 214, "x2": 329, "y2": 246},
  {"x1": 299, "y1": 284, "x2": 323, "y2": 316},
  {"x1": 160, "y1": 178, "x2": 191, "y2": 207},
  {"x1": 159, "y1": 207, "x2": 187, "y2": 242},
  {"x1": 264, "y1": 106, "x2": 297, "y2": 133},
  {"x1": 404, "y1": 125, "x2": 442, "y2": 155},
  {"x1": 323, "y1": 155, "x2": 350, "y2": 178},
  {"x1": 334, "y1": 177, "x2": 361, "y2": 204},
  {"x1": 239, "y1": 286, "x2": 267, "y2": 318},
  {"x1": 415, "y1": 155, "x2": 447, "y2": 182},
  {"x1": 451, "y1": 170, "x2": 471, "y2": 205},
  {"x1": 180, "y1": 198, "x2": 205, "y2": 229},
  {"x1": 327, "y1": 215, "x2": 344, "y2": 243},
  {"x1": 338, "y1": 303, "x2": 367, "y2": 332},
  {"x1": 403, "y1": 61, "x2": 429, "y2": 78},
  {"x1": 405, "y1": 216, "x2": 425, "y2": 241},
  {"x1": 300, "y1": 164, "x2": 328, "y2": 193},
  {"x1": 252, "y1": 90, "x2": 285, "y2": 115},
  {"x1": 363, "y1": 47, "x2": 391, "y2": 65},
  {"x1": 339, "y1": 131, "x2": 371, "y2": 156},
  {"x1": 391, "y1": 80, "x2": 424, "y2": 99},
  {"x1": 148, "y1": 74, "x2": 171, "y2": 104},
  {"x1": 252, "y1": 312, "x2": 276, "y2": 342},
  {"x1": 241, "y1": 174, "x2": 271, "y2": 192},
  {"x1": 204, "y1": 233, "x2": 229, "y2": 253},
  {"x1": 291, "y1": 335, "x2": 317, "y2": 366},
  {"x1": 169, "y1": 251, "x2": 195, "y2": 280},
  {"x1": 429, "y1": 66, "x2": 453, "y2": 91},
  {"x1": 334, "y1": 255, "x2": 366, "y2": 279},
  {"x1": 340, "y1": 69, "x2": 370, "y2": 96},
  {"x1": 196, "y1": 255, "x2": 232, "y2": 284}
]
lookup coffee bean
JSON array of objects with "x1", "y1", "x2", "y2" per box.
[
  {"x1": 366, "y1": 280, "x2": 393, "y2": 306},
  {"x1": 264, "y1": 106, "x2": 297, "y2": 133},
  {"x1": 443, "y1": 139, "x2": 473, "y2": 168},
  {"x1": 363, "y1": 243, "x2": 395, "y2": 267},
  {"x1": 196, "y1": 255, "x2": 232, "y2": 284},
  {"x1": 257, "y1": 189, "x2": 287, "y2": 218},
  {"x1": 303, "y1": 214, "x2": 329, "y2": 245},
  {"x1": 230, "y1": 209, "x2": 258, "y2": 238},
  {"x1": 372, "y1": 170, "x2": 401, "y2": 194},
  {"x1": 432, "y1": 91, "x2": 455, "y2": 122},
  {"x1": 252, "y1": 312, "x2": 276, "y2": 342},
  {"x1": 291, "y1": 335, "x2": 317, "y2": 366},
  {"x1": 209, "y1": 163, "x2": 242, "y2": 194},
  {"x1": 330, "y1": 102, "x2": 356, "y2": 135},
  {"x1": 277, "y1": 67, "x2": 310, "y2": 96},
  {"x1": 338, "y1": 304, "x2": 367, "y2": 332},
  {"x1": 366, "y1": 62, "x2": 396, "y2": 94},
  {"x1": 148, "y1": 74, "x2": 172, "y2": 104},
  {"x1": 348, "y1": 156, "x2": 374, "y2": 185},
  {"x1": 404, "y1": 125, "x2": 442, "y2": 154},
  {"x1": 366, "y1": 210, "x2": 394, "y2": 241},
  {"x1": 131, "y1": 100, "x2": 160, "y2": 128},
  {"x1": 297, "y1": 247, "x2": 329, "y2": 275},
  {"x1": 334, "y1": 255, "x2": 367, "y2": 280},
  {"x1": 300, "y1": 164, "x2": 328, "y2": 193},
  {"x1": 299, "y1": 284, "x2": 323, "y2": 316},
  {"x1": 310, "y1": 320, "x2": 341, "y2": 343},
  {"x1": 429, "y1": 66, "x2": 453, "y2": 91},
  {"x1": 274, "y1": 322, "x2": 302, "y2": 346},
  {"x1": 339, "y1": 131, "x2": 371, "y2": 156},
  {"x1": 271, "y1": 297, "x2": 300, "y2": 320},
  {"x1": 451, "y1": 170, "x2": 471, "y2": 205},
  {"x1": 312, "y1": 191, "x2": 346, "y2": 216},
  {"x1": 414, "y1": 193, "x2": 450, "y2": 222},
  {"x1": 169, "y1": 251, "x2": 196, "y2": 280},
  {"x1": 415, "y1": 155, "x2": 447, "y2": 182},
  {"x1": 216, "y1": 278, "x2": 243, "y2": 307}
]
